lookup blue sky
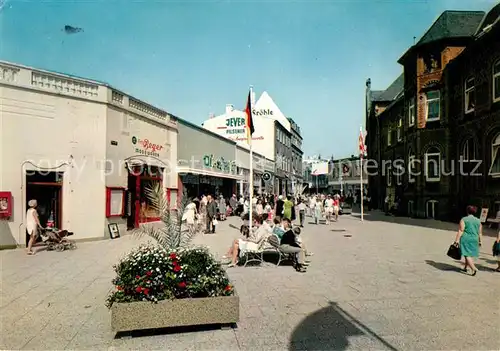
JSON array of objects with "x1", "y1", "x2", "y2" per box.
[{"x1": 0, "y1": 0, "x2": 497, "y2": 158}]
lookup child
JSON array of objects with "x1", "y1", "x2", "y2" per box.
[
  {"x1": 292, "y1": 226, "x2": 312, "y2": 257},
  {"x1": 272, "y1": 216, "x2": 285, "y2": 240}
]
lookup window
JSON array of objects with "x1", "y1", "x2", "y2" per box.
[
  {"x1": 397, "y1": 119, "x2": 402, "y2": 141},
  {"x1": 386, "y1": 163, "x2": 392, "y2": 186},
  {"x1": 396, "y1": 168, "x2": 402, "y2": 185},
  {"x1": 409, "y1": 100, "x2": 415, "y2": 126},
  {"x1": 462, "y1": 139, "x2": 476, "y2": 162},
  {"x1": 425, "y1": 147, "x2": 441, "y2": 182},
  {"x1": 489, "y1": 134, "x2": 500, "y2": 177},
  {"x1": 426, "y1": 200, "x2": 438, "y2": 219},
  {"x1": 387, "y1": 128, "x2": 392, "y2": 146},
  {"x1": 494, "y1": 59, "x2": 500, "y2": 103},
  {"x1": 425, "y1": 91, "x2": 440, "y2": 121},
  {"x1": 464, "y1": 77, "x2": 475, "y2": 113},
  {"x1": 408, "y1": 153, "x2": 416, "y2": 183}
]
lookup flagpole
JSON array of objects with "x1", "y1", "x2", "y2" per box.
[
  {"x1": 360, "y1": 125, "x2": 364, "y2": 222},
  {"x1": 248, "y1": 86, "x2": 254, "y2": 232}
]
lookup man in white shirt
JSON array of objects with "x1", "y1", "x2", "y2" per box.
[{"x1": 324, "y1": 195, "x2": 334, "y2": 225}]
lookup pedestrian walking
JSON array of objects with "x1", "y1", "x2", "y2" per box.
[
  {"x1": 454, "y1": 205, "x2": 482, "y2": 276},
  {"x1": 297, "y1": 199, "x2": 306, "y2": 227}
]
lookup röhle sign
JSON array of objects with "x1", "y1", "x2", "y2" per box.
[
  {"x1": 132, "y1": 136, "x2": 163, "y2": 157},
  {"x1": 252, "y1": 109, "x2": 273, "y2": 116}
]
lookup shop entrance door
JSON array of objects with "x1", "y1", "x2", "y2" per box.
[
  {"x1": 127, "y1": 165, "x2": 163, "y2": 229},
  {"x1": 25, "y1": 171, "x2": 63, "y2": 246}
]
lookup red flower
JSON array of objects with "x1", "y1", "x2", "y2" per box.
[
  {"x1": 135, "y1": 275, "x2": 141, "y2": 279},
  {"x1": 169, "y1": 253, "x2": 177, "y2": 260},
  {"x1": 178, "y1": 282, "x2": 186, "y2": 288},
  {"x1": 173, "y1": 265, "x2": 181, "y2": 272},
  {"x1": 116, "y1": 286, "x2": 123, "y2": 291},
  {"x1": 135, "y1": 286, "x2": 142, "y2": 293},
  {"x1": 224, "y1": 285, "x2": 232, "y2": 291},
  {"x1": 146, "y1": 271, "x2": 152, "y2": 276},
  {"x1": 143, "y1": 288, "x2": 150, "y2": 295}
]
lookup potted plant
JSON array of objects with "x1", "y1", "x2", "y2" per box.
[{"x1": 106, "y1": 184, "x2": 239, "y2": 333}]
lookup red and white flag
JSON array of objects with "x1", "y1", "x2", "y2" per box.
[{"x1": 359, "y1": 126, "x2": 366, "y2": 159}]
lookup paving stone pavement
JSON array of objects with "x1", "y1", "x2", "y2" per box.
[{"x1": 1, "y1": 212, "x2": 499, "y2": 350}]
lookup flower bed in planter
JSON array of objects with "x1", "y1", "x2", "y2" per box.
[
  {"x1": 111, "y1": 294, "x2": 239, "y2": 332},
  {"x1": 106, "y1": 244, "x2": 239, "y2": 333}
]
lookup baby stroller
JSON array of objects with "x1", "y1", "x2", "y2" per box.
[{"x1": 41, "y1": 228, "x2": 77, "y2": 252}]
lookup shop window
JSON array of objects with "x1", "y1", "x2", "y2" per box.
[
  {"x1": 408, "y1": 99, "x2": 415, "y2": 126},
  {"x1": 408, "y1": 200, "x2": 414, "y2": 216},
  {"x1": 426, "y1": 200, "x2": 438, "y2": 219},
  {"x1": 489, "y1": 133, "x2": 500, "y2": 177},
  {"x1": 493, "y1": 59, "x2": 500, "y2": 103},
  {"x1": 139, "y1": 179, "x2": 162, "y2": 222},
  {"x1": 464, "y1": 77, "x2": 475, "y2": 114},
  {"x1": 386, "y1": 164, "x2": 392, "y2": 186},
  {"x1": 425, "y1": 147, "x2": 441, "y2": 182},
  {"x1": 425, "y1": 91, "x2": 440, "y2": 122}
]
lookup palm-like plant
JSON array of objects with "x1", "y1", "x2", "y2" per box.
[
  {"x1": 295, "y1": 183, "x2": 307, "y2": 200},
  {"x1": 133, "y1": 183, "x2": 195, "y2": 250}
]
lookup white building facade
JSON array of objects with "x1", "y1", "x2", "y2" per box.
[
  {"x1": 0, "y1": 61, "x2": 178, "y2": 247},
  {"x1": 202, "y1": 90, "x2": 303, "y2": 195}
]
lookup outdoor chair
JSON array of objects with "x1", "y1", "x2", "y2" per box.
[{"x1": 240, "y1": 238, "x2": 268, "y2": 267}]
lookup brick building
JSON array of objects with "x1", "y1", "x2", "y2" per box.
[{"x1": 366, "y1": 6, "x2": 500, "y2": 221}]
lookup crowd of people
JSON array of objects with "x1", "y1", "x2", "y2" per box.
[
  {"x1": 182, "y1": 192, "x2": 347, "y2": 234},
  {"x1": 181, "y1": 192, "x2": 350, "y2": 272}
]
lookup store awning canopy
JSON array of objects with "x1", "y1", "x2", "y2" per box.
[
  {"x1": 125, "y1": 156, "x2": 171, "y2": 170},
  {"x1": 177, "y1": 167, "x2": 244, "y2": 181}
]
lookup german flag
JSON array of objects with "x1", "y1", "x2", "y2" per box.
[{"x1": 245, "y1": 90, "x2": 255, "y2": 145}]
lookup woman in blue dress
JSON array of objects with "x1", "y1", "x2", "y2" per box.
[{"x1": 454, "y1": 205, "x2": 482, "y2": 276}]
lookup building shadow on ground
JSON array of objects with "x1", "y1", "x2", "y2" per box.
[
  {"x1": 349, "y1": 211, "x2": 499, "y2": 237},
  {"x1": 289, "y1": 301, "x2": 398, "y2": 351}
]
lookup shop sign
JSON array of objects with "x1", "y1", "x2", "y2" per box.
[
  {"x1": 132, "y1": 136, "x2": 163, "y2": 157},
  {"x1": 224, "y1": 117, "x2": 246, "y2": 135},
  {"x1": 203, "y1": 154, "x2": 236, "y2": 173}
]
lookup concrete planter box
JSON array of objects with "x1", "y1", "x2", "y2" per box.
[{"x1": 111, "y1": 295, "x2": 239, "y2": 333}]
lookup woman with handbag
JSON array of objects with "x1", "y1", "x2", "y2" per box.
[{"x1": 454, "y1": 205, "x2": 482, "y2": 276}]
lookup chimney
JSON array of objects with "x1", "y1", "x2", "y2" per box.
[
  {"x1": 209, "y1": 112, "x2": 214, "y2": 119},
  {"x1": 225, "y1": 104, "x2": 234, "y2": 114}
]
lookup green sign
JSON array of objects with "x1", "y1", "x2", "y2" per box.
[
  {"x1": 203, "y1": 154, "x2": 236, "y2": 173},
  {"x1": 225, "y1": 117, "x2": 246, "y2": 127}
]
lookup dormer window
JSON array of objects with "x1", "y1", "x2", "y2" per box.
[{"x1": 423, "y1": 53, "x2": 441, "y2": 73}]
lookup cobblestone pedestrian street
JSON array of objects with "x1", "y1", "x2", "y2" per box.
[{"x1": 1, "y1": 212, "x2": 499, "y2": 350}]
